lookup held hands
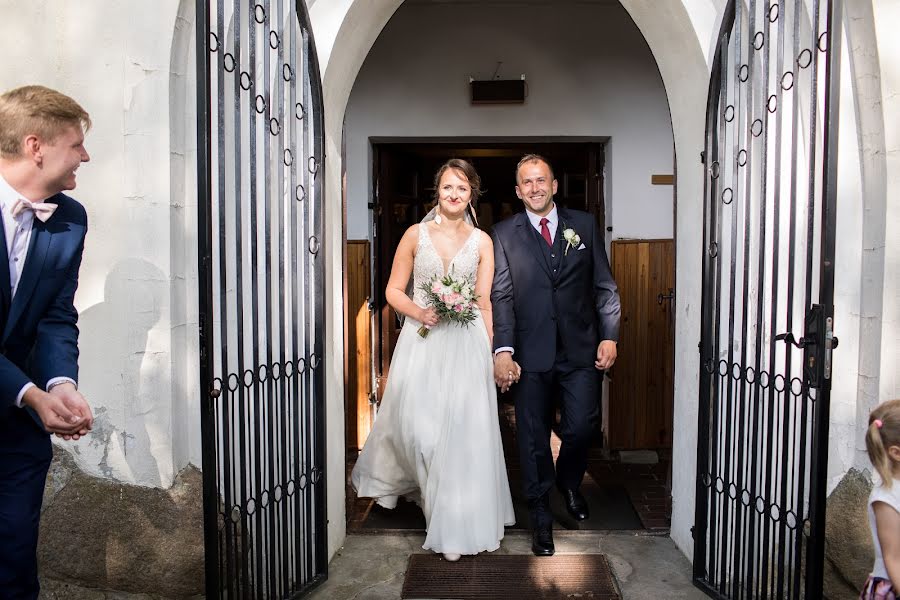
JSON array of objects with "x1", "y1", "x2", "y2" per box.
[
  {"x1": 23, "y1": 383, "x2": 94, "y2": 440},
  {"x1": 595, "y1": 340, "x2": 618, "y2": 371},
  {"x1": 493, "y1": 352, "x2": 522, "y2": 394}
]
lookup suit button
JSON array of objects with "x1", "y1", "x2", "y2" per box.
[{"x1": 551, "y1": 254, "x2": 556, "y2": 258}]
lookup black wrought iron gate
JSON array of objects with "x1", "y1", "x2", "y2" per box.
[
  {"x1": 196, "y1": 0, "x2": 326, "y2": 597},
  {"x1": 693, "y1": 0, "x2": 842, "y2": 598}
]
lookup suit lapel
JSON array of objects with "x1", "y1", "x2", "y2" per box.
[
  {"x1": 6, "y1": 217, "x2": 51, "y2": 331},
  {"x1": 556, "y1": 207, "x2": 576, "y2": 279},
  {"x1": 515, "y1": 212, "x2": 552, "y2": 279}
]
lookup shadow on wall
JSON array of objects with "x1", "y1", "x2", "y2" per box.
[{"x1": 76, "y1": 258, "x2": 168, "y2": 487}]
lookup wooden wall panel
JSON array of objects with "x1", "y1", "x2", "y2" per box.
[
  {"x1": 609, "y1": 240, "x2": 674, "y2": 449},
  {"x1": 346, "y1": 241, "x2": 373, "y2": 452}
]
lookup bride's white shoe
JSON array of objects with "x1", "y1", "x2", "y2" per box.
[{"x1": 443, "y1": 553, "x2": 461, "y2": 562}]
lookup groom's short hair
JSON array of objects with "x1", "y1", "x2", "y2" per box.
[{"x1": 516, "y1": 154, "x2": 555, "y2": 183}]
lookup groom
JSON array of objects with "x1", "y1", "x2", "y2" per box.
[{"x1": 491, "y1": 154, "x2": 620, "y2": 556}]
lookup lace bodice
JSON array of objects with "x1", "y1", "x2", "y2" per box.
[{"x1": 412, "y1": 223, "x2": 481, "y2": 306}]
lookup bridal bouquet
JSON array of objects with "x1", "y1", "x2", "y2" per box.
[{"x1": 417, "y1": 269, "x2": 480, "y2": 338}]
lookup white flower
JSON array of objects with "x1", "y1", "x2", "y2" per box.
[{"x1": 562, "y1": 227, "x2": 581, "y2": 255}]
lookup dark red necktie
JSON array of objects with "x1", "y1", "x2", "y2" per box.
[{"x1": 539, "y1": 217, "x2": 552, "y2": 246}]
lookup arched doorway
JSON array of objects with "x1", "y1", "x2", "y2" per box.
[{"x1": 320, "y1": 0, "x2": 708, "y2": 557}]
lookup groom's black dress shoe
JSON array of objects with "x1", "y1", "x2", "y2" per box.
[
  {"x1": 559, "y1": 487, "x2": 590, "y2": 521},
  {"x1": 531, "y1": 525, "x2": 555, "y2": 556}
]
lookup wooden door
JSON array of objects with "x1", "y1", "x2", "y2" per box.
[
  {"x1": 345, "y1": 241, "x2": 372, "y2": 451},
  {"x1": 608, "y1": 239, "x2": 674, "y2": 449}
]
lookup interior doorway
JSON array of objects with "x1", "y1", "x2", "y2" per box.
[{"x1": 345, "y1": 139, "x2": 673, "y2": 533}]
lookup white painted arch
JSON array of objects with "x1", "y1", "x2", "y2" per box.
[{"x1": 314, "y1": 0, "x2": 710, "y2": 558}]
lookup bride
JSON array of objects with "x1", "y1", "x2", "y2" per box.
[{"x1": 351, "y1": 158, "x2": 515, "y2": 561}]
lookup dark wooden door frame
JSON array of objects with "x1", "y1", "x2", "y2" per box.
[{"x1": 369, "y1": 138, "x2": 610, "y2": 407}]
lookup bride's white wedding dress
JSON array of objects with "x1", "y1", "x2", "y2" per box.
[{"x1": 351, "y1": 223, "x2": 515, "y2": 555}]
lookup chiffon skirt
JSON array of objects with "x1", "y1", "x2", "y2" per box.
[{"x1": 351, "y1": 314, "x2": 515, "y2": 554}]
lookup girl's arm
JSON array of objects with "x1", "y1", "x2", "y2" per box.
[
  {"x1": 874, "y1": 501, "x2": 900, "y2": 588},
  {"x1": 475, "y1": 231, "x2": 495, "y2": 342}
]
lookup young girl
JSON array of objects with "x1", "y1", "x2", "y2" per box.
[{"x1": 862, "y1": 399, "x2": 900, "y2": 599}]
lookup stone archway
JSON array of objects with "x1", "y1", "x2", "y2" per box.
[{"x1": 316, "y1": 0, "x2": 710, "y2": 558}]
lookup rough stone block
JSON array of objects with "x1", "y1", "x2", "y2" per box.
[
  {"x1": 38, "y1": 449, "x2": 205, "y2": 598},
  {"x1": 824, "y1": 468, "x2": 873, "y2": 599}
]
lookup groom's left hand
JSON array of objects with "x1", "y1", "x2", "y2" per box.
[{"x1": 595, "y1": 340, "x2": 617, "y2": 371}]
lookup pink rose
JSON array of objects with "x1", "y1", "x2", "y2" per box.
[
  {"x1": 454, "y1": 304, "x2": 464, "y2": 313},
  {"x1": 432, "y1": 282, "x2": 442, "y2": 293}
]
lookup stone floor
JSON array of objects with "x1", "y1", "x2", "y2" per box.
[{"x1": 307, "y1": 531, "x2": 707, "y2": 600}]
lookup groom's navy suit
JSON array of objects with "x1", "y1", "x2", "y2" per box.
[
  {"x1": 491, "y1": 206, "x2": 619, "y2": 525},
  {"x1": 0, "y1": 192, "x2": 86, "y2": 598}
]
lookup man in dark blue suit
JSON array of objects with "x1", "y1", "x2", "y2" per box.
[
  {"x1": 491, "y1": 154, "x2": 620, "y2": 556},
  {"x1": 0, "y1": 85, "x2": 94, "y2": 599}
]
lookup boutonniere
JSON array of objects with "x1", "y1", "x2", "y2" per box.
[{"x1": 562, "y1": 226, "x2": 581, "y2": 256}]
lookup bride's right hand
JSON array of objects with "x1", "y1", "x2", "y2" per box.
[{"x1": 419, "y1": 306, "x2": 439, "y2": 328}]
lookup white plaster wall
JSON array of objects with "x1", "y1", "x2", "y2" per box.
[
  {"x1": 344, "y1": 2, "x2": 675, "y2": 243},
  {"x1": 0, "y1": 0, "x2": 201, "y2": 487},
  {"x1": 873, "y1": 0, "x2": 900, "y2": 414}
]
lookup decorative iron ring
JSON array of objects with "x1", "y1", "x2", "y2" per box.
[
  {"x1": 781, "y1": 71, "x2": 794, "y2": 91},
  {"x1": 282, "y1": 63, "x2": 293, "y2": 82},
  {"x1": 223, "y1": 52, "x2": 236, "y2": 73},
  {"x1": 255, "y1": 94, "x2": 266, "y2": 114},
  {"x1": 284, "y1": 359, "x2": 295, "y2": 378},
  {"x1": 269, "y1": 31, "x2": 280, "y2": 49},
  {"x1": 722, "y1": 187, "x2": 733, "y2": 205},
  {"x1": 753, "y1": 31, "x2": 765, "y2": 51},
  {"x1": 738, "y1": 64, "x2": 749, "y2": 82},
  {"x1": 295, "y1": 184, "x2": 306, "y2": 202},
  {"x1": 768, "y1": 2, "x2": 779, "y2": 23},
  {"x1": 308, "y1": 156, "x2": 319, "y2": 175},
  {"x1": 296, "y1": 102, "x2": 305, "y2": 120},
  {"x1": 209, "y1": 32, "x2": 220, "y2": 53},
  {"x1": 308, "y1": 236, "x2": 321, "y2": 255},
  {"x1": 718, "y1": 360, "x2": 729, "y2": 377},
  {"x1": 269, "y1": 117, "x2": 281, "y2": 136},
  {"x1": 270, "y1": 361, "x2": 281, "y2": 381},
  {"x1": 767, "y1": 95, "x2": 777, "y2": 113},
  {"x1": 798, "y1": 49, "x2": 813, "y2": 69},
  {"x1": 242, "y1": 369, "x2": 254, "y2": 388},
  {"x1": 818, "y1": 31, "x2": 828, "y2": 53},
  {"x1": 723, "y1": 105, "x2": 735, "y2": 123},
  {"x1": 283, "y1": 149, "x2": 294, "y2": 166},
  {"x1": 708, "y1": 242, "x2": 719, "y2": 258},
  {"x1": 311, "y1": 353, "x2": 321, "y2": 369},
  {"x1": 227, "y1": 372, "x2": 240, "y2": 392},
  {"x1": 737, "y1": 149, "x2": 748, "y2": 167},
  {"x1": 710, "y1": 161, "x2": 720, "y2": 179},
  {"x1": 751, "y1": 119, "x2": 763, "y2": 137},
  {"x1": 254, "y1": 3, "x2": 266, "y2": 24},
  {"x1": 297, "y1": 357, "x2": 307, "y2": 373},
  {"x1": 240, "y1": 71, "x2": 252, "y2": 91}
]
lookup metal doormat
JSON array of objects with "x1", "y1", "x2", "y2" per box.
[{"x1": 401, "y1": 553, "x2": 621, "y2": 599}]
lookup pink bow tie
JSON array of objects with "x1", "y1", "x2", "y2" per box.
[{"x1": 10, "y1": 198, "x2": 57, "y2": 223}]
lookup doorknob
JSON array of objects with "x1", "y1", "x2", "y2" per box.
[{"x1": 657, "y1": 288, "x2": 674, "y2": 305}]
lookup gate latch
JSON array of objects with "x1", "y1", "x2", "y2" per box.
[{"x1": 776, "y1": 305, "x2": 839, "y2": 389}]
